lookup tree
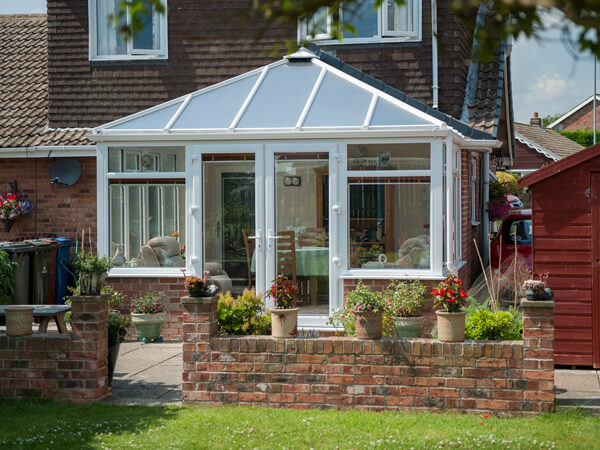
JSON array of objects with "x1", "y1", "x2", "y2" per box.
[
  {"x1": 541, "y1": 113, "x2": 563, "y2": 127},
  {"x1": 117, "y1": 0, "x2": 600, "y2": 62}
]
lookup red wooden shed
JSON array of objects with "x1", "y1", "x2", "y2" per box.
[{"x1": 519, "y1": 143, "x2": 600, "y2": 368}]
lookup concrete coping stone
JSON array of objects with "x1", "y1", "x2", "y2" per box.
[
  {"x1": 181, "y1": 295, "x2": 218, "y2": 305},
  {"x1": 70, "y1": 294, "x2": 109, "y2": 304},
  {"x1": 520, "y1": 299, "x2": 555, "y2": 309}
]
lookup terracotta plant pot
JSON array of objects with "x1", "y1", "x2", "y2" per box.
[
  {"x1": 393, "y1": 315, "x2": 425, "y2": 338},
  {"x1": 5, "y1": 305, "x2": 35, "y2": 336},
  {"x1": 131, "y1": 313, "x2": 165, "y2": 342},
  {"x1": 435, "y1": 310, "x2": 466, "y2": 342},
  {"x1": 355, "y1": 311, "x2": 383, "y2": 339},
  {"x1": 270, "y1": 307, "x2": 299, "y2": 338}
]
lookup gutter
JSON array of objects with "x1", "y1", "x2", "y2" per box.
[
  {"x1": 431, "y1": 0, "x2": 439, "y2": 109},
  {"x1": 0, "y1": 145, "x2": 96, "y2": 158},
  {"x1": 445, "y1": 138, "x2": 457, "y2": 274},
  {"x1": 482, "y1": 151, "x2": 490, "y2": 266}
]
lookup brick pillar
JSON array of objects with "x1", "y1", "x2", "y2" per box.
[
  {"x1": 70, "y1": 295, "x2": 109, "y2": 401},
  {"x1": 521, "y1": 299, "x2": 555, "y2": 413},
  {"x1": 181, "y1": 295, "x2": 218, "y2": 404}
]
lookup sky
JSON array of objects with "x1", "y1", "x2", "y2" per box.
[{"x1": 1, "y1": 1, "x2": 597, "y2": 126}]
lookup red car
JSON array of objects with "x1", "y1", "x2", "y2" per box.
[{"x1": 490, "y1": 209, "x2": 532, "y2": 271}]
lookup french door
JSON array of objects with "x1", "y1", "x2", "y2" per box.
[{"x1": 189, "y1": 142, "x2": 340, "y2": 326}]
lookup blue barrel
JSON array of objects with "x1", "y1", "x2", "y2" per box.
[{"x1": 55, "y1": 237, "x2": 75, "y2": 304}]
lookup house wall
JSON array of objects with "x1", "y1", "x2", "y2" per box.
[
  {"x1": 0, "y1": 295, "x2": 109, "y2": 402},
  {"x1": 182, "y1": 296, "x2": 555, "y2": 416},
  {"x1": 0, "y1": 157, "x2": 97, "y2": 242},
  {"x1": 510, "y1": 141, "x2": 553, "y2": 171},
  {"x1": 46, "y1": 0, "x2": 473, "y2": 128},
  {"x1": 530, "y1": 160, "x2": 600, "y2": 367},
  {"x1": 556, "y1": 103, "x2": 600, "y2": 132}
]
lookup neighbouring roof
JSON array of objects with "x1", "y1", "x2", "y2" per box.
[
  {"x1": 95, "y1": 47, "x2": 495, "y2": 142},
  {"x1": 519, "y1": 142, "x2": 600, "y2": 188},
  {"x1": 0, "y1": 14, "x2": 91, "y2": 148},
  {"x1": 547, "y1": 94, "x2": 600, "y2": 130},
  {"x1": 514, "y1": 122, "x2": 584, "y2": 162}
]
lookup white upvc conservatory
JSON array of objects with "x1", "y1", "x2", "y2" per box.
[{"x1": 90, "y1": 49, "x2": 497, "y2": 329}]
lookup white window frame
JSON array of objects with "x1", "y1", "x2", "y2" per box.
[
  {"x1": 299, "y1": 0, "x2": 422, "y2": 45},
  {"x1": 97, "y1": 143, "x2": 186, "y2": 278},
  {"x1": 338, "y1": 138, "x2": 443, "y2": 281},
  {"x1": 471, "y1": 155, "x2": 479, "y2": 226},
  {"x1": 453, "y1": 148, "x2": 462, "y2": 261},
  {"x1": 88, "y1": 0, "x2": 168, "y2": 61}
]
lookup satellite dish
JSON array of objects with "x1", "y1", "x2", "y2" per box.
[{"x1": 49, "y1": 159, "x2": 82, "y2": 186}]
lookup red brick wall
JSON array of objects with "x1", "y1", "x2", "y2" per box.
[
  {"x1": 182, "y1": 297, "x2": 555, "y2": 415},
  {"x1": 107, "y1": 277, "x2": 186, "y2": 340},
  {"x1": 0, "y1": 295, "x2": 109, "y2": 402},
  {"x1": 510, "y1": 141, "x2": 553, "y2": 171},
  {"x1": 459, "y1": 151, "x2": 483, "y2": 287},
  {"x1": 559, "y1": 103, "x2": 600, "y2": 131},
  {"x1": 0, "y1": 157, "x2": 97, "y2": 242}
]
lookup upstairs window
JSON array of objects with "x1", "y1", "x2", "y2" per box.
[
  {"x1": 89, "y1": 0, "x2": 168, "y2": 61},
  {"x1": 301, "y1": 0, "x2": 421, "y2": 44}
]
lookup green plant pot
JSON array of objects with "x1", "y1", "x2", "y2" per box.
[
  {"x1": 131, "y1": 313, "x2": 165, "y2": 341},
  {"x1": 393, "y1": 316, "x2": 425, "y2": 338}
]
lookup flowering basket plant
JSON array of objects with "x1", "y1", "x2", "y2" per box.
[
  {"x1": 431, "y1": 275, "x2": 468, "y2": 313},
  {"x1": 384, "y1": 279, "x2": 427, "y2": 317},
  {"x1": 0, "y1": 191, "x2": 33, "y2": 219},
  {"x1": 131, "y1": 291, "x2": 164, "y2": 314},
  {"x1": 344, "y1": 280, "x2": 386, "y2": 315},
  {"x1": 265, "y1": 274, "x2": 299, "y2": 309},
  {"x1": 522, "y1": 279, "x2": 545, "y2": 297},
  {"x1": 487, "y1": 181, "x2": 512, "y2": 221}
]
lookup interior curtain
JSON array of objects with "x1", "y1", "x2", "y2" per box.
[{"x1": 96, "y1": 0, "x2": 125, "y2": 56}]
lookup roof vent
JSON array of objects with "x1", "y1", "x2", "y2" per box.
[{"x1": 285, "y1": 49, "x2": 315, "y2": 63}]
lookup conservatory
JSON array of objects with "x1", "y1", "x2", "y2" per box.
[{"x1": 90, "y1": 49, "x2": 497, "y2": 328}]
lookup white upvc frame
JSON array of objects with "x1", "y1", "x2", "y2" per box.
[
  {"x1": 471, "y1": 155, "x2": 480, "y2": 226},
  {"x1": 338, "y1": 137, "x2": 444, "y2": 280},
  {"x1": 453, "y1": 146, "x2": 462, "y2": 261},
  {"x1": 88, "y1": 0, "x2": 168, "y2": 61},
  {"x1": 299, "y1": 0, "x2": 422, "y2": 45},
  {"x1": 97, "y1": 142, "x2": 187, "y2": 278}
]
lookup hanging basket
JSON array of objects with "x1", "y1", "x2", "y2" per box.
[
  {"x1": 355, "y1": 311, "x2": 383, "y2": 339},
  {"x1": 1, "y1": 218, "x2": 15, "y2": 233}
]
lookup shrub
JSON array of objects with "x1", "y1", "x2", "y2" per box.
[
  {"x1": 465, "y1": 308, "x2": 522, "y2": 340},
  {"x1": 131, "y1": 291, "x2": 164, "y2": 314},
  {"x1": 108, "y1": 310, "x2": 130, "y2": 345},
  {"x1": 385, "y1": 280, "x2": 426, "y2": 317},
  {"x1": 560, "y1": 130, "x2": 600, "y2": 148},
  {"x1": 217, "y1": 289, "x2": 270, "y2": 335},
  {"x1": 495, "y1": 171, "x2": 518, "y2": 194},
  {"x1": 0, "y1": 249, "x2": 17, "y2": 305}
]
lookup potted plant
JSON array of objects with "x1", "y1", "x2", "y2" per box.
[
  {"x1": 345, "y1": 281, "x2": 386, "y2": 339},
  {"x1": 72, "y1": 250, "x2": 112, "y2": 295},
  {"x1": 522, "y1": 278, "x2": 553, "y2": 300},
  {"x1": 104, "y1": 285, "x2": 129, "y2": 386},
  {"x1": 183, "y1": 270, "x2": 218, "y2": 297},
  {"x1": 432, "y1": 275, "x2": 468, "y2": 342},
  {"x1": 130, "y1": 291, "x2": 165, "y2": 343},
  {"x1": 385, "y1": 280, "x2": 427, "y2": 338},
  {"x1": 0, "y1": 191, "x2": 33, "y2": 232},
  {"x1": 266, "y1": 274, "x2": 300, "y2": 338}
]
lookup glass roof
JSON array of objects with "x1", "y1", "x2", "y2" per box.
[{"x1": 97, "y1": 50, "x2": 440, "y2": 134}]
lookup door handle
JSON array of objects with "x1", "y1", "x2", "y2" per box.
[
  {"x1": 267, "y1": 231, "x2": 282, "y2": 250},
  {"x1": 248, "y1": 231, "x2": 262, "y2": 250}
]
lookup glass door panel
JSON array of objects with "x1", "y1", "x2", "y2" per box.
[
  {"x1": 203, "y1": 154, "x2": 256, "y2": 296},
  {"x1": 273, "y1": 153, "x2": 329, "y2": 315}
]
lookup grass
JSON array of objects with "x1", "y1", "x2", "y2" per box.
[{"x1": 0, "y1": 400, "x2": 598, "y2": 449}]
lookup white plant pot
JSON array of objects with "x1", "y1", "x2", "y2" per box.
[{"x1": 270, "y1": 308, "x2": 299, "y2": 338}]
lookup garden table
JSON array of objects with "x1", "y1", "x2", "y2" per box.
[{"x1": 0, "y1": 304, "x2": 71, "y2": 333}]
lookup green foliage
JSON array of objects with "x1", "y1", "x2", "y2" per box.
[
  {"x1": 560, "y1": 130, "x2": 600, "y2": 148},
  {"x1": 344, "y1": 280, "x2": 386, "y2": 314},
  {"x1": 464, "y1": 298, "x2": 522, "y2": 341},
  {"x1": 541, "y1": 113, "x2": 563, "y2": 127},
  {"x1": 0, "y1": 249, "x2": 17, "y2": 304},
  {"x1": 265, "y1": 274, "x2": 299, "y2": 309},
  {"x1": 217, "y1": 289, "x2": 271, "y2": 335},
  {"x1": 72, "y1": 250, "x2": 112, "y2": 274},
  {"x1": 108, "y1": 310, "x2": 130, "y2": 345},
  {"x1": 495, "y1": 171, "x2": 518, "y2": 194},
  {"x1": 384, "y1": 280, "x2": 426, "y2": 318},
  {"x1": 102, "y1": 284, "x2": 126, "y2": 309},
  {"x1": 131, "y1": 291, "x2": 164, "y2": 314}
]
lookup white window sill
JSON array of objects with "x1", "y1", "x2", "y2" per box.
[
  {"x1": 339, "y1": 270, "x2": 444, "y2": 280},
  {"x1": 107, "y1": 267, "x2": 185, "y2": 278},
  {"x1": 304, "y1": 36, "x2": 421, "y2": 46},
  {"x1": 90, "y1": 54, "x2": 168, "y2": 62}
]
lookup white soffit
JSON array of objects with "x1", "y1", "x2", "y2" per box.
[{"x1": 94, "y1": 51, "x2": 442, "y2": 135}]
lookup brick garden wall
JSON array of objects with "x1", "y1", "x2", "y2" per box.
[
  {"x1": 0, "y1": 295, "x2": 109, "y2": 402},
  {"x1": 182, "y1": 297, "x2": 554, "y2": 416}
]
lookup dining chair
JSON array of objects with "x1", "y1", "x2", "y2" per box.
[
  {"x1": 242, "y1": 229, "x2": 255, "y2": 289},
  {"x1": 299, "y1": 227, "x2": 327, "y2": 247},
  {"x1": 276, "y1": 230, "x2": 308, "y2": 304}
]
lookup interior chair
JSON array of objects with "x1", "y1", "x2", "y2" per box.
[
  {"x1": 136, "y1": 236, "x2": 184, "y2": 267},
  {"x1": 298, "y1": 227, "x2": 327, "y2": 247},
  {"x1": 204, "y1": 262, "x2": 233, "y2": 294},
  {"x1": 242, "y1": 229, "x2": 256, "y2": 289},
  {"x1": 276, "y1": 230, "x2": 309, "y2": 304}
]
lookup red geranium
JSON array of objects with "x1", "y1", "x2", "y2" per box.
[{"x1": 431, "y1": 275, "x2": 468, "y2": 312}]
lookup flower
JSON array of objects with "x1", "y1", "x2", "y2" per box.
[
  {"x1": 265, "y1": 274, "x2": 299, "y2": 309},
  {"x1": 0, "y1": 191, "x2": 33, "y2": 220},
  {"x1": 344, "y1": 281, "x2": 386, "y2": 315},
  {"x1": 432, "y1": 275, "x2": 467, "y2": 313}
]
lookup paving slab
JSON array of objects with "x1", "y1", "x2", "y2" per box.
[
  {"x1": 103, "y1": 340, "x2": 182, "y2": 406},
  {"x1": 555, "y1": 369, "x2": 600, "y2": 415}
]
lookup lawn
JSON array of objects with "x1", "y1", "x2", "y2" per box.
[{"x1": 0, "y1": 400, "x2": 598, "y2": 449}]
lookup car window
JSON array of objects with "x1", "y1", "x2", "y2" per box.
[{"x1": 504, "y1": 219, "x2": 531, "y2": 245}]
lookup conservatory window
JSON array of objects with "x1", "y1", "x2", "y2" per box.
[
  {"x1": 347, "y1": 143, "x2": 431, "y2": 270},
  {"x1": 89, "y1": 0, "x2": 167, "y2": 61},
  {"x1": 107, "y1": 148, "x2": 185, "y2": 268},
  {"x1": 301, "y1": 0, "x2": 420, "y2": 43}
]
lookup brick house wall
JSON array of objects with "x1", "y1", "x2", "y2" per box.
[
  {"x1": 511, "y1": 141, "x2": 553, "y2": 171},
  {"x1": 0, "y1": 157, "x2": 97, "y2": 242},
  {"x1": 46, "y1": 0, "x2": 473, "y2": 128},
  {"x1": 558, "y1": 102, "x2": 600, "y2": 132},
  {"x1": 181, "y1": 296, "x2": 555, "y2": 415}
]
